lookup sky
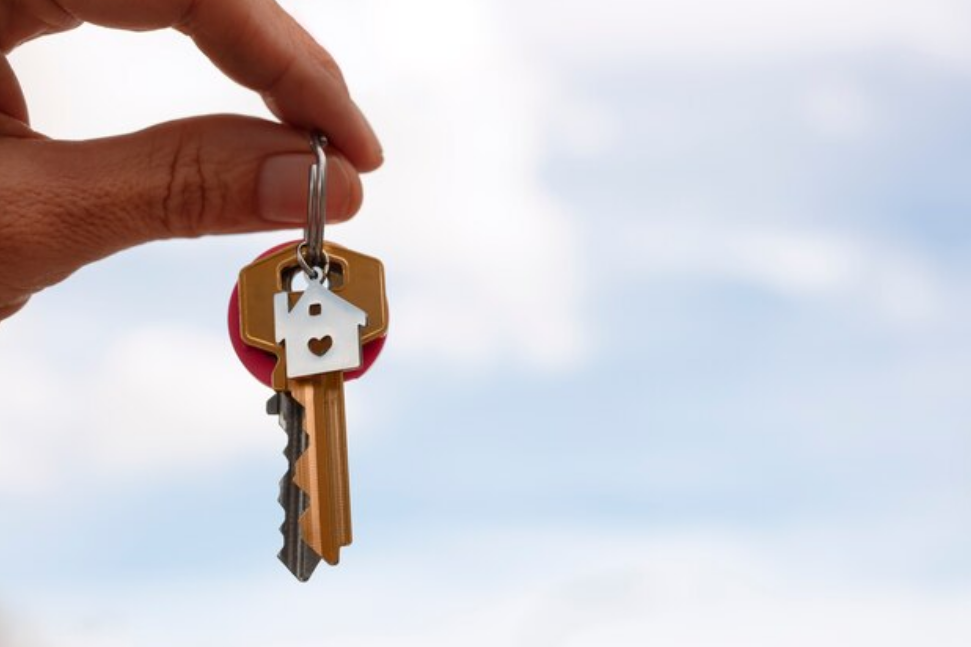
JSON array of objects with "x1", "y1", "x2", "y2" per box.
[{"x1": 1, "y1": 0, "x2": 970, "y2": 645}]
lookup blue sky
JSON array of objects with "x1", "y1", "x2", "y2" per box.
[{"x1": 1, "y1": 0, "x2": 970, "y2": 645}]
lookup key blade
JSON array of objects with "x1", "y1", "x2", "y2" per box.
[
  {"x1": 277, "y1": 486, "x2": 322, "y2": 581},
  {"x1": 290, "y1": 373, "x2": 352, "y2": 566},
  {"x1": 268, "y1": 392, "x2": 322, "y2": 581}
]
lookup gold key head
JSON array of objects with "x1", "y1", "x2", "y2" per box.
[{"x1": 238, "y1": 242, "x2": 388, "y2": 391}]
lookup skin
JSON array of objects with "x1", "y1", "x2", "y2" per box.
[{"x1": 0, "y1": 0, "x2": 382, "y2": 321}]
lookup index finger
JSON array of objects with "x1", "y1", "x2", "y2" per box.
[{"x1": 54, "y1": 0, "x2": 383, "y2": 171}]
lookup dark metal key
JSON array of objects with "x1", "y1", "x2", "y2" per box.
[{"x1": 267, "y1": 392, "x2": 321, "y2": 581}]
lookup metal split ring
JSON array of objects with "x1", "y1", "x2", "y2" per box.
[
  {"x1": 295, "y1": 242, "x2": 329, "y2": 283},
  {"x1": 297, "y1": 132, "x2": 330, "y2": 280}
]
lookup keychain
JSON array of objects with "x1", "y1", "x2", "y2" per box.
[{"x1": 228, "y1": 133, "x2": 388, "y2": 581}]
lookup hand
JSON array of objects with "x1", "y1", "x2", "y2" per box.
[{"x1": 0, "y1": 0, "x2": 383, "y2": 321}]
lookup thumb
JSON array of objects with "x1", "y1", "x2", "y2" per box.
[{"x1": 0, "y1": 115, "x2": 363, "y2": 310}]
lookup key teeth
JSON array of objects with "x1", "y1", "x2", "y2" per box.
[
  {"x1": 266, "y1": 392, "x2": 281, "y2": 415},
  {"x1": 270, "y1": 391, "x2": 324, "y2": 581},
  {"x1": 268, "y1": 390, "x2": 348, "y2": 578}
]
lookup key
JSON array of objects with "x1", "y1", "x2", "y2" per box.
[
  {"x1": 236, "y1": 242, "x2": 388, "y2": 580},
  {"x1": 287, "y1": 373, "x2": 351, "y2": 565},
  {"x1": 267, "y1": 391, "x2": 319, "y2": 581}
]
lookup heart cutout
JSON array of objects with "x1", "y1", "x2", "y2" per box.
[{"x1": 308, "y1": 335, "x2": 333, "y2": 357}]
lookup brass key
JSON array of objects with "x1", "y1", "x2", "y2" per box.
[
  {"x1": 238, "y1": 242, "x2": 388, "y2": 579},
  {"x1": 289, "y1": 373, "x2": 349, "y2": 564}
]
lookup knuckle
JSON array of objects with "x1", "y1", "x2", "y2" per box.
[
  {"x1": 319, "y1": 56, "x2": 346, "y2": 87},
  {"x1": 292, "y1": 26, "x2": 348, "y2": 92},
  {"x1": 157, "y1": 127, "x2": 225, "y2": 237},
  {"x1": 175, "y1": 0, "x2": 203, "y2": 32}
]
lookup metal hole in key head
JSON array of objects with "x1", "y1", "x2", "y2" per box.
[{"x1": 284, "y1": 260, "x2": 346, "y2": 294}]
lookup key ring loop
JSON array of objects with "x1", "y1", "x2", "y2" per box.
[
  {"x1": 297, "y1": 132, "x2": 330, "y2": 281},
  {"x1": 295, "y1": 242, "x2": 328, "y2": 283}
]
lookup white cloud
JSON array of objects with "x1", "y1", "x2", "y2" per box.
[
  {"x1": 307, "y1": 0, "x2": 587, "y2": 371},
  {"x1": 10, "y1": 27, "x2": 267, "y2": 139},
  {"x1": 0, "y1": 316, "x2": 276, "y2": 493},
  {"x1": 0, "y1": 305, "x2": 439, "y2": 494},
  {"x1": 81, "y1": 326, "x2": 272, "y2": 475},
  {"x1": 620, "y1": 218, "x2": 949, "y2": 326},
  {"x1": 507, "y1": 0, "x2": 971, "y2": 70},
  {"x1": 803, "y1": 78, "x2": 877, "y2": 139},
  {"x1": 0, "y1": 315, "x2": 67, "y2": 494},
  {"x1": 8, "y1": 526, "x2": 971, "y2": 647}
]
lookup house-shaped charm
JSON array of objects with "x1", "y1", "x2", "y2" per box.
[{"x1": 273, "y1": 280, "x2": 368, "y2": 379}]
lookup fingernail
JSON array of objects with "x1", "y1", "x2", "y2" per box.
[
  {"x1": 259, "y1": 153, "x2": 353, "y2": 223},
  {"x1": 259, "y1": 154, "x2": 312, "y2": 223}
]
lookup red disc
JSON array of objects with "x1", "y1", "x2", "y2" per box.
[{"x1": 228, "y1": 242, "x2": 387, "y2": 388}]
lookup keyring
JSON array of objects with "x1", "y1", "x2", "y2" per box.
[{"x1": 297, "y1": 132, "x2": 330, "y2": 280}]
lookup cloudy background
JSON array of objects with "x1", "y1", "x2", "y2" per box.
[{"x1": 2, "y1": 0, "x2": 971, "y2": 644}]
